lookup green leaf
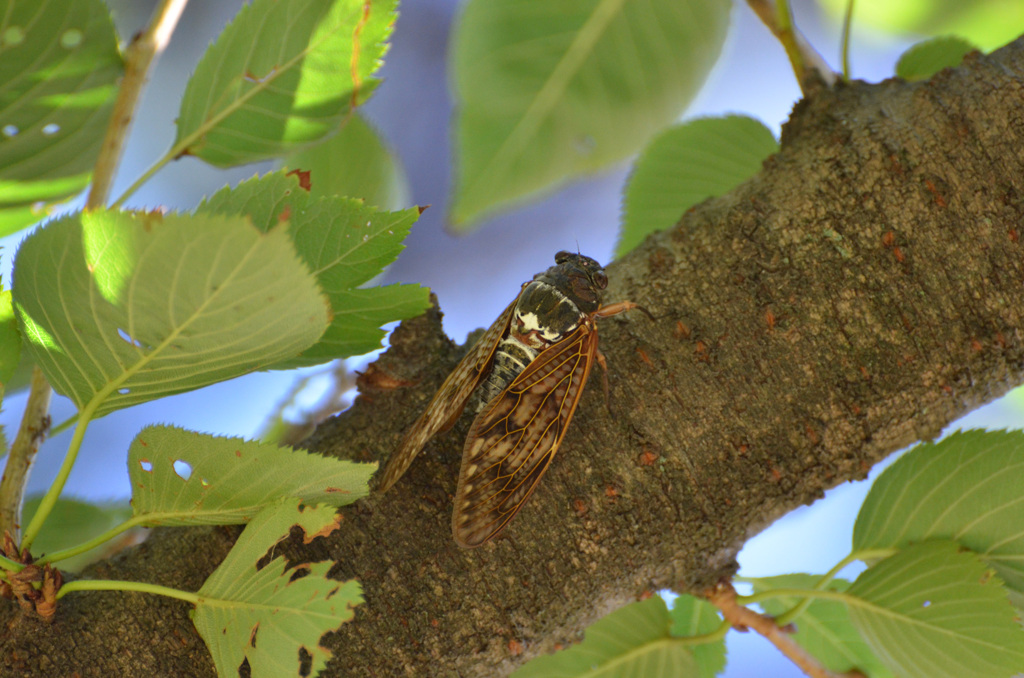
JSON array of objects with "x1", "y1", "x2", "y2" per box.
[
  {"x1": 0, "y1": 350, "x2": 36, "y2": 396},
  {"x1": 450, "y1": 0, "x2": 732, "y2": 227},
  {"x1": 198, "y1": 171, "x2": 429, "y2": 366},
  {"x1": 854, "y1": 430, "x2": 1024, "y2": 607},
  {"x1": 128, "y1": 425, "x2": 373, "y2": 526},
  {"x1": 283, "y1": 114, "x2": 410, "y2": 210},
  {"x1": 847, "y1": 540, "x2": 1024, "y2": 678},
  {"x1": 752, "y1": 575, "x2": 892, "y2": 678},
  {"x1": 512, "y1": 596, "x2": 697, "y2": 677},
  {"x1": 896, "y1": 36, "x2": 977, "y2": 81},
  {"x1": 0, "y1": 256, "x2": 27, "y2": 394},
  {"x1": 817, "y1": 0, "x2": 1022, "y2": 51},
  {"x1": 193, "y1": 498, "x2": 360, "y2": 678},
  {"x1": 22, "y1": 495, "x2": 132, "y2": 572},
  {"x1": 669, "y1": 595, "x2": 726, "y2": 678},
  {"x1": 0, "y1": 0, "x2": 122, "y2": 235},
  {"x1": 0, "y1": 287, "x2": 21, "y2": 387},
  {"x1": 0, "y1": 203, "x2": 50, "y2": 237},
  {"x1": 12, "y1": 210, "x2": 329, "y2": 418},
  {"x1": 175, "y1": 0, "x2": 396, "y2": 167},
  {"x1": 618, "y1": 115, "x2": 777, "y2": 258}
]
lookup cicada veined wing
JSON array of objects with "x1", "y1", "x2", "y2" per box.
[
  {"x1": 452, "y1": 322, "x2": 600, "y2": 547},
  {"x1": 377, "y1": 297, "x2": 520, "y2": 493}
]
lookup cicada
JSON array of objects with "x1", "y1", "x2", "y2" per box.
[{"x1": 379, "y1": 252, "x2": 640, "y2": 547}]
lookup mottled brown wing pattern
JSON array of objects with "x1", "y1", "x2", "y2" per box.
[
  {"x1": 452, "y1": 323, "x2": 599, "y2": 547},
  {"x1": 378, "y1": 296, "x2": 520, "y2": 492}
]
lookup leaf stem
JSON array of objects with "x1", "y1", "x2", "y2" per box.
[
  {"x1": 35, "y1": 515, "x2": 147, "y2": 567},
  {"x1": 745, "y1": 0, "x2": 836, "y2": 92},
  {"x1": 87, "y1": 0, "x2": 189, "y2": 208},
  {"x1": 841, "y1": 0, "x2": 855, "y2": 81},
  {"x1": 0, "y1": 552, "x2": 24, "y2": 573},
  {"x1": 773, "y1": 0, "x2": 805, "y2": 81},
  {"x1": 674, "y1": 619, "x2": 731, "y2": 645},
  {"x1": 771, "y1": 547, "x2": 896, "y2": 625},
  {"x1": 49, "y1": 415, "x2": 75, "y2": 437},
  {"x1": 57, "y1": 578, "x2": 199, "y2": 604},
  {"x1": 0, "y1": 367, "x2": 52, "y2": 544},
  {"x1": 737, "y1": 587, "x2": 855, "y2": 607},
  {"x1": 735, "y1": 547, "x2": 898, "y2": 625},
  {"x1": 19, "y1": 408, "x2": 96, "y2": 552},
  {"x1": 111, "y1": 153, "x2": 178, "y2": 209}
]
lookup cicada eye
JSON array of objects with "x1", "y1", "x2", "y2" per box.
[
  {"x1": 555, "y1": 251, "x2": 572, "y2": 264},
  {"x1": 593, "y1": 270, "x2": 608, "y2": 289}
]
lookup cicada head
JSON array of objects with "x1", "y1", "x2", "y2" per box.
[{"x1": 538, "y1": 251, "x2": 608, "y2": 313}]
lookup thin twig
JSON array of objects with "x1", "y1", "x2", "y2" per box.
[
  {"x1": 259, "y1": 361, "x2": 359, "y2": 447},
  {"x1": 746, "y1": 0, "x2": 837, "y2": 92},
  {"x1": 86, "y1": 0, "x2": 189, "y2": 209},
  {"x1": 708, "y1": 582, "x2": 865, "y2": 678},
  {"x1": 0, "y1": 367, "x2": 52, "y2": 544}
]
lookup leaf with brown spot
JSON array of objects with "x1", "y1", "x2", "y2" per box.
[
  {"x1": 194, "y1": 499, "x2": 362, "y2": 678},
  {"x1": 302, "y1": 514, "x2": 342, "y2": 544}
]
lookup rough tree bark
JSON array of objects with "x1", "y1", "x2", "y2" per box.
[{"x1": 4, "y1": 37, "x2": 1024, "y2": 678}]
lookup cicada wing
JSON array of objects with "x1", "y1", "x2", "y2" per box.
[
  {"x1": 452, "y1": 324, "x2": 599, "y2": 547},
  {"x1": 378, "y1": 297, "x2": 519, "y2": 493}
]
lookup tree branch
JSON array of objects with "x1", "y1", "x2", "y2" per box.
[
  {"x1": 709, "y1": 582, "x2": 864, "y2": 678},
  {"x1": 88, "y1": 0, "x2": 188, "y2": 209},
  {"x1": 0, "y1": 367, "x2": 51, "y2": 544},
  {"x1": 4, "y1": 39, "x2": 1024, "y2": 678}
]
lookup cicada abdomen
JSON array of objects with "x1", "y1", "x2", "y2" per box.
[{"x1": 380, "y1": 252, "x2": 640, "y2": 547}]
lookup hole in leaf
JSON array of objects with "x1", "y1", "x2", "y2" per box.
[
  {"x1": 118, "y1": 387, "x2": 130, "y2": 395},
  {"x1": 41, "y1": 123, "x2": 60, "y2": 135},
  {"x1": 2, "y1": 125, "x2": 18, "y2": 138},
  {"x1": 173, "y1": 460, "x2": 192, "y2": 480},
  {"x1": 117, "y1": 327, "x2": 144, "y2": 348},
  {"x1": 249, "y1": 623, "x2": 259, "y2": 648},
  {"x1": 298, "y1": 646, "x2": 313, "y2": 677},
  {"x1": 289, "y1": 565, "x2": 311, "y2": 583},
  {"x1": 139, "y1": 459, "x2": 153, "y2": 472},
  {"x1": 922, "y1": 600, "x2": 931, "y2": 608},
  {"x1": 60, "y1": 29, "x2": 82, "y2": 48},
  {"x1": 200, "y1": 477, "x2": 210, "y2": 488},
  {"x1": 256, "y1": 542, "x2": 282, "y2": 571}
]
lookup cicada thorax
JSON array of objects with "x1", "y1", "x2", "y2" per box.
[{"x1": 472, "y1": 277, "x2": 595, "y2": 411}]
